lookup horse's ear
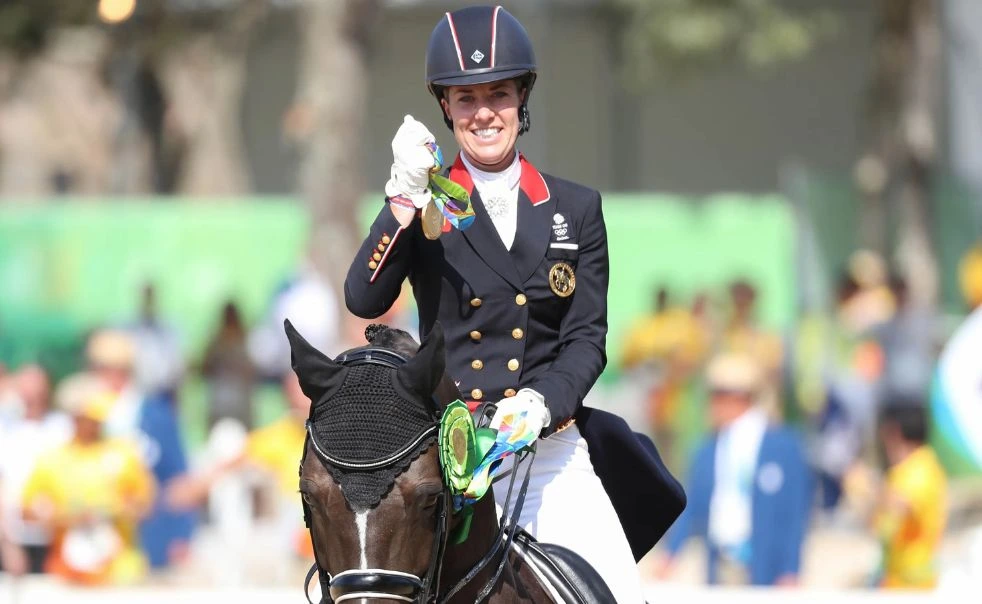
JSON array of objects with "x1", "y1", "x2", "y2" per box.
[
  {"x1": 284, "y1": 319, "x2": 347, "y2": 402},
  {"x1": 397, "y1": 322, "x2": 446, "y2": 399}
]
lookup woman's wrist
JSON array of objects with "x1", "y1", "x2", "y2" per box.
[{"x1": 388, "y1": 199, "x2": 416, "y2": 227}]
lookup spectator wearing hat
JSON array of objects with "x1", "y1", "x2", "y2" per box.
[
  {"x1": 657, "y1": 352, "x2": 813, "y2": 586},
  {"x1": 85, "y1": 328, "x2": 195, "y2": 571},
  {"x1": 21, "y1": 375, "x2": 155, "y2": 585}
]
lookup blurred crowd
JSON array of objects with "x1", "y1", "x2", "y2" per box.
[
  {"x1": 0, "y1": 264, "x2": 407, "y2": 588},
  {"x1": 2, "y1": 242, "x2": 981, "y2": 592},
  {"x1": 619, "y1": 244, "x2": 982, "y2": 590}
]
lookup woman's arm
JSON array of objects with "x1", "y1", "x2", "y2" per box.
[
  {"x1": 527, "y1": 192, "x2": 608, "y2": 435},
  {"x1": 344, "y1": 203, "x2": 418, "y2": 319}
]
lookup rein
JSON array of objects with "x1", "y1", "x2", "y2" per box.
[{"x1": 300, "y1": 346, "x2": 534, "y2": 604}]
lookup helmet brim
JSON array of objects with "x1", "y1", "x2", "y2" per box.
[{"x1": 428, "y1": 67, "x2": 534, "y2": 94}]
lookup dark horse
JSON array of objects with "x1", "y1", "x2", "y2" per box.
[{"x1": 286, "y1": 320, "x2": 616, "y2": 603}]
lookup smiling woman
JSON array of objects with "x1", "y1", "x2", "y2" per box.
[
  {"x1": 441, "y1": 80, "x2": 525, "y2": 172},
  {"x1": 343, "y1": 5, "x2": 685, "y2": 603}
]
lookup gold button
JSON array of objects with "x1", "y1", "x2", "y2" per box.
[
  {"x1": 368, "y1": 260, "x2": 378, "y2": 270},
  {"x1": 470, "y1": 298, "x2": 482, "y2": 308},
  {"x1": 372, "y1": 252, "x2": 382, "y2": 261},
  {"x1": 470, "y1": 388, "x2": 483, "y2": 400},
  {"x1": 507, "y1": 359, "x2": 519, "y2": 371},
  {"x1": 515, "y1": 293, "x2": 527, "y2": 306},
  {"x1": 377, "y1": 243, "x2": 386, "y2": 252},
  {"x1": 471, "y1": 359, "x2": 484, "y2": 370},
  {"x1": 504, "y1": 388, "x2": 517, "y2": 398},
  {"x1": 469, "y1": 330, "x2": 482, "y2": 341},
  {"x1": 381, "y1": 235, "x2": 391, "y2": 244},
  {"x1": 512, "y1": 328, "x2": 524, "y2": 339}
]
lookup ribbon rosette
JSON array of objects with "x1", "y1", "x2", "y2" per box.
[
  {"x1": 456, "y1": 407, "x2": 538, "y2": 510},
  {"x1": 438, "y1": 400, "x2": 538, "y2": 512}
]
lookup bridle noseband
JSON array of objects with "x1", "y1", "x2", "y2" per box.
[{"x1": 300, "y1": 346, "x2": 533, "y2": 604}]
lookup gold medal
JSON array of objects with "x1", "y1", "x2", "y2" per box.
[
  {"x1": 548, "y1": 262, "x2": 576, "y2": 297},
  {"x1": 421, "y1": 198, "x2": 445, "y2": 240}
]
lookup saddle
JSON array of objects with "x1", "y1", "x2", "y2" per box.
[{"x1": 511, "y1": 529, "x2": 616, "y2": 604}]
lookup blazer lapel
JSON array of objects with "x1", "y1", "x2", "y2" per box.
[
  {"x1": 509, "y1": 156, "x2": 554, "y2": 283},
  {"x1": 450, "y1": 157, "x2": 523, "y2": 289}
]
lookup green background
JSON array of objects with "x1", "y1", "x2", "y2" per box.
[{"x1": 0, "y1": 195, "x2": 794, "y2": 448}]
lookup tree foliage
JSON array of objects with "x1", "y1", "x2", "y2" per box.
[{"x1": 613, "y1": 0, "x2": 839, "y2": 84}]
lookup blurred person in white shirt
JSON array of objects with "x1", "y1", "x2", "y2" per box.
[{"x1": 0, "y1": 364, "x2": 72, "y2": 574}]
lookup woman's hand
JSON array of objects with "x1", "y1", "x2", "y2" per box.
[
  {"x1": 489, "y1": 389, "x2": 551, "y2": 439},
  {"x1": 386, "y1": 115, "x2": 441, "y2": 226}
]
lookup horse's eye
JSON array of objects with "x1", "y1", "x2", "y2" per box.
[{"x1": 415, "y1": 484, "x2": 442, "y2": 510}]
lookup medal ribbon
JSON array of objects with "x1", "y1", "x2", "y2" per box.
[{"x1": 426, "y1": 142, "x2": 475, "y2": 231}]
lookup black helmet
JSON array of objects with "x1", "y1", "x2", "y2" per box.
[{"x1": 425, "y1": 5, "x2": 537, "y2": 133}]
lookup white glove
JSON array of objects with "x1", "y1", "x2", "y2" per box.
[
  {"x1": 489, "y1": 388, "x2": 551, "y2": 438},
  {"x1": 385, "y1": 115, "x2": 441, "y2": 209}
]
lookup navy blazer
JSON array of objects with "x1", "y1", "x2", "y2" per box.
[
  {"x1": 344, "y1": 153, "x2": 685, "y2": 559},
  {"x1": 345, "y1": 154, "x2": 606, "y2": 435},
  {"x1": 666, "y1": 425, "x2": 813, "y2": 585}
]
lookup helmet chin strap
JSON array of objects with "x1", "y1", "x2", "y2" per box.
[{"x1": 518, "y1": 104, "x2": 530, "y2": 135}]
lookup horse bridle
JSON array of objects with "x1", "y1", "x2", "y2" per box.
[{"x1": 300, "y1": 346, "x2": 534, "y2": 604}]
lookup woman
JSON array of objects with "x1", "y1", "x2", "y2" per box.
[{"x1": 345, "y1": 6, "x2": 683, "y2": 601}]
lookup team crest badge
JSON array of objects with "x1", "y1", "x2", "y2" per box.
[{"x1": 548, "y1": 262, "x2": 576, "y2": 297}]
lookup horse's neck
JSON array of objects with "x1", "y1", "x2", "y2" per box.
[
  {"x1": 439, "y1": 493, "x2": 502, "y2": 599},
  {"x1": 440, "y1": 493, "x2": 545, "y2": 603}
]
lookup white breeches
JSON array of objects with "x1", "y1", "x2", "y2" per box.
[{"x1": 493, "y1": 425, "x2": 645, "y2": 603}]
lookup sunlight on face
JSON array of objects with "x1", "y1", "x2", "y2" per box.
[{"x1": 440, "y1": 80, "x2": 524, "y2": 172}]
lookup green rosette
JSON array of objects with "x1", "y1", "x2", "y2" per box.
[{"x1": 438, "y1": 400, "x2": 478, "y2": 495}]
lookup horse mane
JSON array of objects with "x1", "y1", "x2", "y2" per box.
[
  {"x1": 363, "y1": 323, "x2": 463, "y2": 412},
  {"x1": 364, "y1": 323, "x2": 419, "y2": 357}
]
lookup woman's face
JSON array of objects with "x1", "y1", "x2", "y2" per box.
[{"x1": 441, "y1": 79, "x2": 524, "y2": 172}]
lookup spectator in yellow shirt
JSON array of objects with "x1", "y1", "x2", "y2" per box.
[
  {"x1": 21, "y1": 375, "x2": 155, "y2": 585},
  {"x1": 873, "y1": 402, "x2": 947, "y2": 589}
]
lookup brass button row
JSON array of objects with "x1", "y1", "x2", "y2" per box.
[
  {"x1": 470, "y1": 387, "x2": 519, "y2": 400},
  {"x1": 469, "y1": 358, "x2": 519, "y2": 372},
  {"x1": 470, "y1": 294, "x2": 528, "y2": 308},
  {"x1": 368, "y1": 233, "x2": 392, "y2": 270}
]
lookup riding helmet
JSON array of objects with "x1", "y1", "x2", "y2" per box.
[{"x1": 425, "y1": 5, "x2": 537, "y2": 133}]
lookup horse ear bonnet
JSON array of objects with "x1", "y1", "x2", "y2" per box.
[
  {"x1": 301, "y1": 323, "x2": 445, "y2": 511},
  {"x1": 285, "y1": 319, "x2": 348, "y2": 404}
]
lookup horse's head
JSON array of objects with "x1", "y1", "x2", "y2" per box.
[{"x1": 287, "y1": 319, "x2": 459, "y2": 603}]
